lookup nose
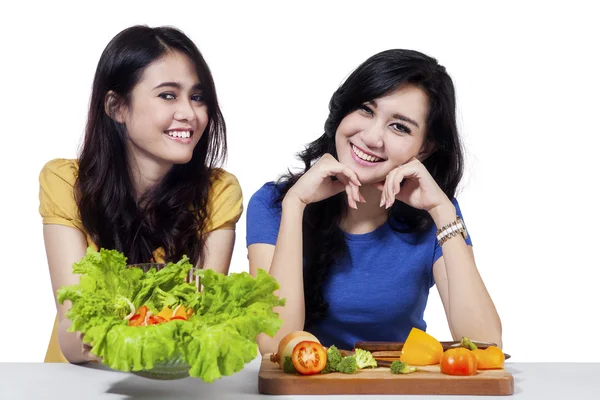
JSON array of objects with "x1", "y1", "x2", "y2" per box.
[
  {"x1": 361, "y1": 120, "x2": 384, "y2": 149},
  {"x1": 174, "y1": 99, "x2": 196, "y2": 122}
]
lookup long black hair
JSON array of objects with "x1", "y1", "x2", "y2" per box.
[
  {"x1": 276, "y1": 49, "x2": 464, "y2": 329},
  {"x1": 75, "y1": 25, "x2": 226, "y2": 266}
]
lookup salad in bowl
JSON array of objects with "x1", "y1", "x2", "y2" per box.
[{"x1": 57, "y1": 247, "x2": 285, "y2": 382}]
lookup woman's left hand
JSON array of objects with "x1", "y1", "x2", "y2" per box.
[{"x1": 374, "y1": 158, "x2": 451, "y2": 212}]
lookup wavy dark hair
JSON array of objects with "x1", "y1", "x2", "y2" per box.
[
  {"x1": 75, "y1": 25, "x2": 226, "y2": 266},
  {"x1": 275, "y1": 49, "x2": 464, "y2": 329}
]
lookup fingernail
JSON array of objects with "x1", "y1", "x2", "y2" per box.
[
  {"x1": 380, "y1": 198, "x2": 385, "y2": 207},
  {"x1": 386, "y1": 199, "x2": 393, "y2": 208}
]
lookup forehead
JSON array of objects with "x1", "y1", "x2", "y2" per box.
[
  {"x1": 375, "y1": 85, "x2": 429, "y2": 124},
  {"x1": 137, "y1": 51, "x2": 200, "y2": 89}
]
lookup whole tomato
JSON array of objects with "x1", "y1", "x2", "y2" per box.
[{"x1": 440, "y1": 348, "x2": 478, "y2": 376}]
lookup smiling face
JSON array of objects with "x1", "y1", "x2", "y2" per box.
[
  {"x1": 335, "y1": 84, "x2": 432, "y2": 184},
  {"x1": 115, "y1": 51, "x2": 209, "y2": 167}
]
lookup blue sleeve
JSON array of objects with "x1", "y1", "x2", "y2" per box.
[
  {"x1": 246, "y1": 183, "x2": 282, "y2": 247},
  {"x1": 433, "y1": 198, "x2": 473, "y2": 264}
]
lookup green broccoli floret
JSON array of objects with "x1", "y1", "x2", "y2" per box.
[
  {"x1": 283, "y1": 356, "x2": 297, "y2": 374},
  {"x1": 336, "y1": 356, "x2": 358, "y2": 374},
  {"x1": 390, "y1": 360, "x2": 417, "y2": 374},
  {"x1": 321, "y1": 345, "x2": 343, "y2": 374},
  {"x1": 353, "y1": 348, "x2": 377, "y2": 369}
]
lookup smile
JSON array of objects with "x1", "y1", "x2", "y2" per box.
[
  {"x1": 165, "y1": 129, "x2": 193, "y2": 138},
  {"x1": 163, "y1": 129, "x2": 194, "y2": 143},
  {"x1": 351, "y1": 143, "x2": 384, "y2": 163}
]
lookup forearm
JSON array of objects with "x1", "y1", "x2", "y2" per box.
[
  {"x1": 431, "y1": 204, "x2": 503, "y2": 347},
  {"x1": 258, "y1": 196, "x2": 307, "y2": 355},
  {"x1": 57, "y1": 318, "x2": 90, "y2": 364}
]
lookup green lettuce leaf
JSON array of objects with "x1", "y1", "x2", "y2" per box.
[{"x1": 57, "y1": 247, "x2": 285, "y2": 382}]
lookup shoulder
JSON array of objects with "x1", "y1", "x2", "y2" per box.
[
  {"x1": 249, "y1": 181, "x2": 284, "y2": 209},
  {"x1": 204, "y1": 168, "x2": 243, "y2": 232},
  {"x1": 208, "y1": 168, "x2": 242, "y2": 198},
  {"x1": 39, "y1": 158, "x2": 79, "y2": 187}
]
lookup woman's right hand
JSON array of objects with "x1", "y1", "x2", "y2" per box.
[
  {"x1": 78, "y1": 332, "x2": 101, "y2": 363},
  {"x1": 285, "y1": 154, "x2": 363, "y2": 208}
]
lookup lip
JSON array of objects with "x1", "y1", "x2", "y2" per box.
[
  {"x1": 351, "y1": 143, "x2": 385, "y2": 160},
  {"x1": 350, "y1": 144, "x2": 384, "y2": 167},
  {"x1": 163, "y1": 130, "x2": 194, "y2": 144}
]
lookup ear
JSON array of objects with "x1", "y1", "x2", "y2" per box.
[
  {"x1": 104, "y1": 91, "x2": 126, "y2": 123},
  {"x1": 417, "y1": 139, "x2": 437, "y2": 162}
]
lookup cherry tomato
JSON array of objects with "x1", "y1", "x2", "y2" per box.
[
  {"x1": 440, "y1": 348, "x2": 478, "y2": 376},
  {"x1": 291, "y1": 341, "x2": 327, "y2": 375}
]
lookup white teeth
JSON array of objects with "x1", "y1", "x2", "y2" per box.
[
  {"x1": 352, "y1": 144, "x2": 382, "y2": 162},
  {"x1": 166, "y1": 131, "x2": 192, "y2": 138}
]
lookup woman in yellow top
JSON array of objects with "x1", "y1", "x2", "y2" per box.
[{"x1": 39, "y1": 25, "x2": 243, "y2": 364}]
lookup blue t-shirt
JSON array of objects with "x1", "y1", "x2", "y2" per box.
[{"x1": 246, "y1": 182, "x2": 472, "y2": 350}]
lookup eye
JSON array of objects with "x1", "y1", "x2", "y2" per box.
[
  {"x1": 358, "y1": 104, "x2": 374, "y2": 115},
  {"x1": 390, "y1": 122, "x2": 411, "y2": 134},
  {"x1": 159, "y1": 93, "x2": 176, "y2": 100},
  {"x1": 191, "y1": 94, "x2": 205, "y2": 102}
]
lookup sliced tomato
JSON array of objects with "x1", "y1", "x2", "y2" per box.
[
  {"x1": 128, "y1": 314, "x2": 141, "y2": 326},
  {"x1": 440, "y1": 348, "x2": 478, "y2": 376},
  {"x1": 128, "y1": 306, "x2": 148, "y2": 327},
  {"x1": 291, "y1": 341, "x2": 327, "y2": 375},
  {"x1": 146, "y1": 315, "x2": 167, "y2": 325}
]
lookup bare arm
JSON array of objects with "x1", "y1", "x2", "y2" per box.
[
  {"x1": 431, "y1": 204, "x2": 503, "y2": 348},
  {"x1": 200, "y1": 229, "x2": 236, "y2": 274},
  {"x1": 249, "y1": 196, "x2": 307, "y2": 355},
  {"x1": 43, "y1": 224, "x2": 91, "y2": 363}
]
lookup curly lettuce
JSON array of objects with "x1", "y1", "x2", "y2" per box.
[{"x1": 57, "y1": 247, "x2": 285, "y2": 382}]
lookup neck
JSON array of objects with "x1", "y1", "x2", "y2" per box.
[
  {"x1": 127, "y1": 146, "x2": 173, "y2": 201},
  {"x1": 340, "y1": 184, "x2": 389, "y2": 234}
]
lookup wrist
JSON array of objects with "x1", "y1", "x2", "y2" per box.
[
  {"x1": 283, "y1": 193, "x2": 307, "y2": 213},
  {"x1": 429, "y1": 201, "x2": 457, "y2": 228}
]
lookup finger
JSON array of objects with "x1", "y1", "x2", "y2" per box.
[
  {"x1": 345, "y1": 184, "x2": 358, "y2": 209},
  {"x1": 380, "y1": 177, "x2": 387, "y2": 208},
  {"x1": 326, "y1": 162, "x2": 361, "y2": 187},
  {"x1": 385, "y1": 170, "x2": 395, "y2": 208},
  {"x1": 352, "y1": 183, "x2": 362, "y2": 204}
]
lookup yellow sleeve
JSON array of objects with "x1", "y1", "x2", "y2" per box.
[
  {"x1": 205, "y1": 169, "x2": 243, "y2": 232},
  {"x1": 39, "y1": 159, "x2": 84, "y2": 232}
]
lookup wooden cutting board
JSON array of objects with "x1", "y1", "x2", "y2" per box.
[{"x1": 258, "y1": 355, "x2": 514, "y2": 395}]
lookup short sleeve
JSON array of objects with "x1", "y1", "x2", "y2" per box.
[
  {"x1": 246, "y1": 183, "x2": 282, "y2": 247},
  {"x1": 204, "y1": 169, "x2": 243, "y2": 232},
  {"x1": 39, "y1": 159, "x2": 84, "y2": 231},
  {"x1": 433, "y1": 198, "x2": 473, "y2": 264}
]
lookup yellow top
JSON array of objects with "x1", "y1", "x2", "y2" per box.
[{"x1": 39, "y1": 158, "x2": 243, "y2": 363}]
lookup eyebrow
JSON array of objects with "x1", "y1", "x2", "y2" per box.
[
  {"x1": 153, "y1": 81, "x2": 203, "y2": 91},
  {"x1": 367, "y1": 100, "x2": 420, "y2": 128}
]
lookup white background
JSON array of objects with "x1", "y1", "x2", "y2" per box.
[{"x1": 0, "y1": 0, "x2": 598, "y2": 362}]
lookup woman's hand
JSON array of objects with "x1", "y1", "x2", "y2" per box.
[
  {"x1": 374, "y1": 158, "x2": 452, "y2": 213},
  {"x1": 286, "y1": 153, "x2": 363, "y2": 209},
  {"x1": 78, "y1": 332, "x2": 101, "y2": 363}
]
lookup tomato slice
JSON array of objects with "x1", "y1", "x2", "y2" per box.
[
  {"x1": 146, "y1": 315, "x2": 167, "y2": 325},
  {"x1": 291, "y1": 341, "x2": 327, "y2": 375},
  {"x1": 128, "y1": 306, "x2": 148, "y2": 327}
]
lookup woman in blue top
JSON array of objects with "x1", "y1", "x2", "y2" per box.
[{"x1": 247, "y1": 49, "x2": 502, "y2": 354}]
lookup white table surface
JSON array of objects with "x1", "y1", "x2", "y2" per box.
[{"x1": 1, "y1": 357, "x2": 599, "y2": 399}]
